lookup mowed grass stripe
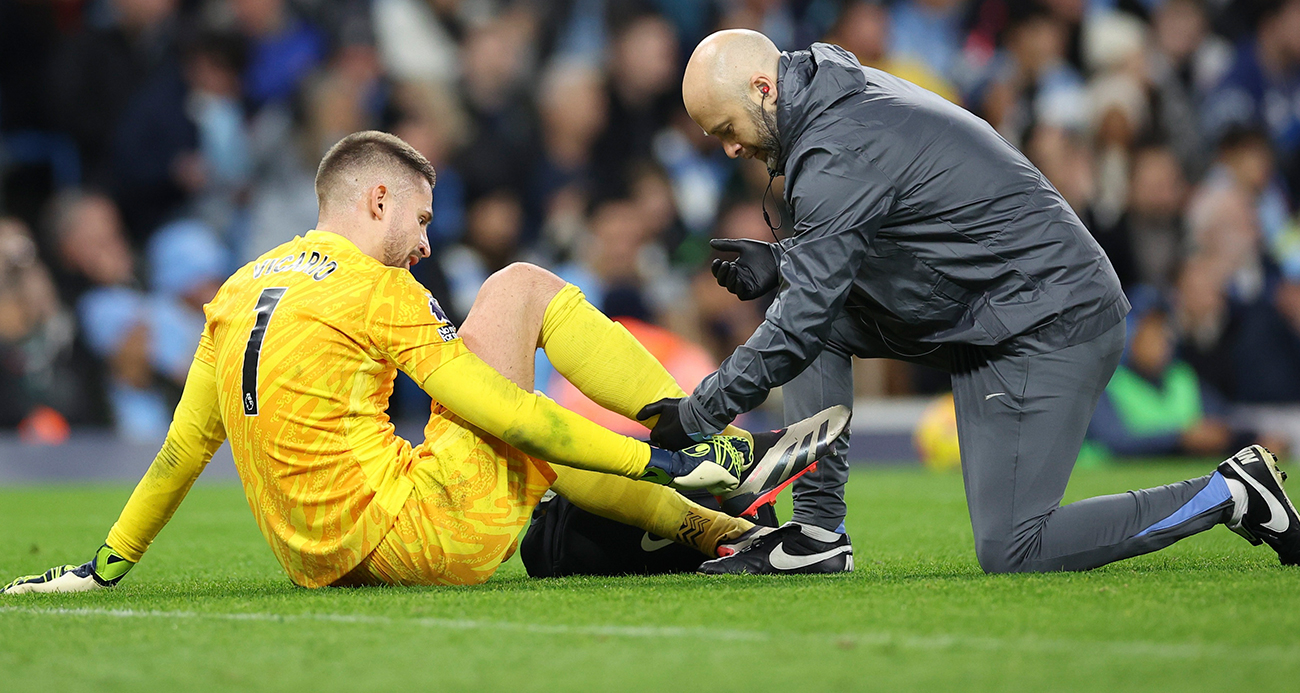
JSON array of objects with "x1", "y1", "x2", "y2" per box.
[{"x1": 4, "y1": 604, "x2": 1295, "y2": 662}]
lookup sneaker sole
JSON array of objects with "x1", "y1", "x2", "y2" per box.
[{"x1": 721, "y1": 405, "x2": 850, "y2": 516}]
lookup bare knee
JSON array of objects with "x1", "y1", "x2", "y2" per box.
[
  {"x1": 461, "y1": 263, "x2": 565, "y2": 350},
  {"x1": 479, "y1": 262, "x2": 565, "y2": 305}
]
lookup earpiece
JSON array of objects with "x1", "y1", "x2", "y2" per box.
[{"x1": 760, "y1": 85, "x2": 769, "y2": 95}]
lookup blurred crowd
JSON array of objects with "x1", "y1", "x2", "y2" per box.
[{"x1": 2, "y1": 0, "x2": 1299, "y2": 452}]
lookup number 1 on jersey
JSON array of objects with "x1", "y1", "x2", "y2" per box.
[{"x1": 243, "y1": 287, "x2": 288, "y2": 416}]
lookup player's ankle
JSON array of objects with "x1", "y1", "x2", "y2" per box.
[
  {"x1": 794, "y1": 522, "x2": 843, "y2": 542},
  {"x1": 1224, "y1": 477, "x2": 1248, "y2": 527}
]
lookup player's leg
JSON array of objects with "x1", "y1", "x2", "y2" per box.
[
  {"x1": 782, "y1": 310, "x2": 954, "y2": 530},
  {"x1": 955, "y1": 322, "x2": 1237, "y2": 573},
  {"x1": 533, "y1": 270, "x2": 749, "y2": 438},
  {"x1": 458, "y1": 263, "x2": 760, "y2": 557},
  {"x1": 698, "y1": 315, "x2": 952, "y2": 574},
  {"x1": 550, "y1": 465, "x2": 756, "y2": 557},
  {"x1": 465, "y1": 262, "x2": 748, "y2": 437},
  {"x1": 457, "y1": 262, "x2": 559, "y2": 391},
  {"x1": 785, "y1": 345, "x2": 854, "y2": 532}
]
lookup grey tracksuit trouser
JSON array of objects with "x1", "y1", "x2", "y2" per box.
[{"x1": 784, "y1": 317, "x2": 1234, "y2": 572}]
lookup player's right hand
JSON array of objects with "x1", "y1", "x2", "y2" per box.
[
  {"x1": 641, "y1": 436, "x2": 749, "y2": 494},
  {"x1": 710, "y1": 239, "x2": 780, "y2": 301},
  {"x1": 1, "y1": 544, "x2": 134, "y2": 595}
]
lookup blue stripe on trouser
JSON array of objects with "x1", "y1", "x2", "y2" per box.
[{"x1": 1134, "y1": 472, "x2": 1231, "y2": 538}]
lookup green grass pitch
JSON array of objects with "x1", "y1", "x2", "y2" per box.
[{"x1": 2, "y1": 462, "x2": 1298, "y2": 692}]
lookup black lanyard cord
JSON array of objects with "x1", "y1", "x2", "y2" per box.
[{"x1": 761, "y1": 169, "x2": 783, "y2": 242}]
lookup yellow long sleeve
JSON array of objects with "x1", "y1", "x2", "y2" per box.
[
  {"x1": 422, "y1": 351, "x2": 650, "y2": 478},
  {"x1": 105, "y1": 355, "x2": 227, "y2": 562}
]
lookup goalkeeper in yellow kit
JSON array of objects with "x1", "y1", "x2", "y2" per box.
[{"x1": 3, "y1": 131, "x2": 847, "y2": 592}]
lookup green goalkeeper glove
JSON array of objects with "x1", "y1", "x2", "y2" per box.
[{"x1": 1, "y1": 544, "x2": 134, "y2": 595}]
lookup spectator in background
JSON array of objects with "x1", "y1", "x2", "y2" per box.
[
  {"x1": 232, "y1": 0, "x2": 326, "y2": 111},
  {"x1": 439, "y1": 189, "x2": 526, "y2": 323},
  {"x1": 1088, "y1": 299, "x2": 1285, "y2": 457},
  {"x1": 301, "y1": 31, "x2": 391, "y2": 158},
  {"x1": 1186, "y1": 183, "x2": 1266, "y2": 302},
  {"x1": 529, "y1": 61, "x2": 608, "y2": 253},
  {"x1": 73, "y1": 218, "x2": 230, "y2": 441},
  {"x1": 653, "y1": 109, "x2": 732, "y2": 241},
  {"x1": 46, "y1": 191, "x2": 137, "y2": 305},
  {"x1": 1104, "y1": 144, "x2": 1190, "y2": 291},
  {"x1": 46, "y1": 0, "x2": 180, "y2": 186},
  {"x1": 456, "y1": 11, "x2": 537, "y2": 197},
  {"x1": 980, "y1": 9, "x2": 1087, "y2": 147},
  {"x1": 184, "y1": 31, "x2": 253, "y2": 246},
  {"x1": 1145, "y1": 0, "x2": 1233, "y2": 178},
  {"x1": 592, "y1": 13, "x2": 679, "y2": 200},
  {"x1": 108, "y1": 30, "x2": 250, "y2": 244},
  {"x1": 550, "y1": 195, "x2": 689, "y2": 335},
  {"x1": 1202, "y1": 0, "x2": 1300, "y2": 199},
  {"x1": 1025, "y1": 123, "x2": 1099, "y2": 227},
  {"x1": 555, "y1": 198, "x2": 651, "y2": 313},
  {"x1": 240, "y1": 5, "x2": 342, "y2": 263},
  {"x1": 1174, "y1": 256, "x2": 1238, "y2": 398},
  {"x1": 144, "y1": 219, "x2": 229, "y2": 387},
  {"x1": 391, "y1": 95, "x2": 465, "y2": 309},
  {"x1": 371, "y1": 0, "x2": 463, "y2": 87},
  {"x1": 391, "y1": 86, "x2": 468, "y2": 249},
  {"x1": 1232, "y1": 271, "x2": 1300, "y2": 404},
  {"x1": 889, "y1": 0, "x2": 969, "y2": 86},
  {"x1": 1083, "y1": 12, "x2": 1149, "y2": 228},
  {"x1": 44, "y1": 191, "x2": 188, "y2": 440},
  {"x1": 0, "y1": 217, "x2": 99, "y2": 435},
  {"x1": 628, "y1": 162, "x2": 690, "y2": 267},
  {"x1": 824, "y1": 0, "x2": 959, "y2": 103},
  {"x1": 1196, "y1": 128, "x2": 1294, "y2": 272}
]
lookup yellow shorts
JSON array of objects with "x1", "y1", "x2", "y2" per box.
[{"x1": 337, "y1": 403, "x2": 555, "y2": 587}]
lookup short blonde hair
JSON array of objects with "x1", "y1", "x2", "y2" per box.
[{"x1": 314, "y1": 131, "x2": 437, "y2": 211}]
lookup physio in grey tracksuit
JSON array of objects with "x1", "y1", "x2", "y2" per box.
[{"x1": 678, "y1": 43, "x2": 1235, "y2": 573}]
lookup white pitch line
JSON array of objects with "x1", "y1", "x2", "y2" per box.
[{"x1": 1, "y1": 605, "x2": 1295, "y2": 662}]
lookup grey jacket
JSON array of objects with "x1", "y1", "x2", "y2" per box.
[{"x1": 683, "y1": 43, "x2": 1128, "y2": 435}]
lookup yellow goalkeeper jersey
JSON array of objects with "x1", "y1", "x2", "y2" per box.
[{"x1": 106, "y1": 230, "x2": 650, "y2": 587}]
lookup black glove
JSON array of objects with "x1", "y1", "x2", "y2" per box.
[
  {"x1": 710, "y1": 238, "x2": 781, "y2": 301},
  {"x1": 636, "y1": 397, "x2": 699, "y2": 451}
]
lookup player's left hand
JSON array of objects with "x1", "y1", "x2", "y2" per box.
[
  {"x1": 1, "y1": 544, "x2": 134, "y2": 595},
  {"x1": 637, "y1": 397, "x2": 700, "y2": 451}
]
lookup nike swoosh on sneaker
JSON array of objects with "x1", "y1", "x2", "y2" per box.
[
  {"x1": 640, "y1": 533, "x2": 675, "y2": 552},
  {"x1": 768, "y1": 542, "x2": 852, "y2": 571},
  {"x1": 1227, "y1": 457, "x2": 1291, "y2": 534}
]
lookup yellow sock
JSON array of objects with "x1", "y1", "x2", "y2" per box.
[
  {"x1": 540, "y1": 284, "x2": 750, "y2": 443},
  {"x1": 550, "y1": 466, "x2": 754, "y2": 557}
]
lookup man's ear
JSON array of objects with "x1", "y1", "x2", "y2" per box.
[
  {"x1": 753, "y1": 75, "x2": 775, "y2": 103},
  {"x1": 369, "y1": 184, "x2": 388, "y2": 220}
]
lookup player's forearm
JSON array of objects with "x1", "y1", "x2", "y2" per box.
[
  {"x1": 107, "y1": 358, "x2": 226, "y2": 562},
  {"x1": 423, "y1": 353, "x2": 650, "y2": 478},
  {"x1": 687, "y1": 230, "x2": 865, "y2": 435},
  {"x1": 107, "y1": 438, "x2": 215, "y2": 561}
]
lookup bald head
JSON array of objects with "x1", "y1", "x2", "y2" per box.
[{"x1": 683, "y1": 30, "x2": 782, "y2": 164}]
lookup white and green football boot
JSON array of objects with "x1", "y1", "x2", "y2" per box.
[{"x1": 642, "y1": 405, "x2": 851, "y2": 503}]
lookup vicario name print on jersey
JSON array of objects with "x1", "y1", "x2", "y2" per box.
[{"x1": 252, "y1": 250, "x2": 339, "y2": 281}]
